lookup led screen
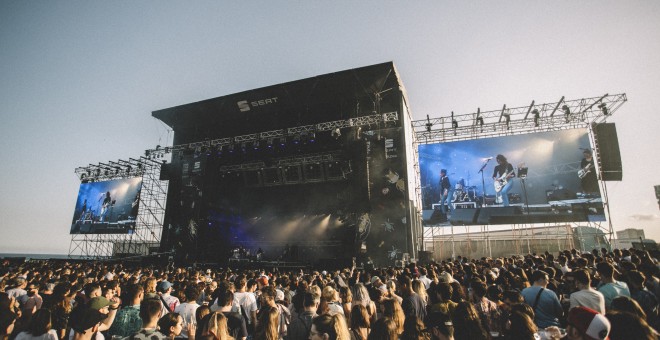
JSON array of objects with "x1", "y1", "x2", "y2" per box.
[
  {"x1": 419, "y1": 128, "x2": 604, "y2": 225},
  {"x1": 70, "y1": 177, "x2": 143, "y2": 234}
]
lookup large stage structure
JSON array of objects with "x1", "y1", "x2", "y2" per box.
[
  {"x1": 69, "y1": 61, "x2": 628, "y2": 265},
  {"x1": 413, "y1": 93, "x2": 626, "y2": 259},
  {"x1": 150, "y1": 62, "x2": 420, "y2": 267}
]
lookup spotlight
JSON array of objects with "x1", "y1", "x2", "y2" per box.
[
  {"x1": 266, "y1": 138, "x2": 274, "y2": 148},
  {"x1": 227, "y1": 144, "x2": 235, "y2": 153},
  {"x1": 331, "y1": 128, "x2": 341, "y2": 139},
  {"x1": 278, "y1": 137, "x2": 287, "y2": 147},
  {"x1": 253, "y1": 140, "x2": 260, "y2": 150},
  {"x1": 532, "y1": 109, "x2": 540, "y2": 127},
  {"x1": 504, "y1": 114, "x2": 511, "y2": 129},
  {"x1": 562, "y1": 105, "x2": 571, "y2": 122},
  {"x1": 598, "y1": 102, "x2": 609, "y2": 115},
  {"x1": 293, "y1": 134, "x2": 301, "y2": 145}
]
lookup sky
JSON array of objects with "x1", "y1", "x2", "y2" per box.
[{"x1": 1, "y1": 1, "x2": 659, "y2": 255}]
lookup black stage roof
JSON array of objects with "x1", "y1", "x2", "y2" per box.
[{"x1": 152, "y1": 62, "x2": 404, "y2": 144}]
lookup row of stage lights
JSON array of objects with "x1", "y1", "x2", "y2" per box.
[
  {"x1": 76, "y1": 158, "x2": 152, "y2": 182},
  {"x1": 431, "y1": 100, "x2": 611, "y2": 134}
]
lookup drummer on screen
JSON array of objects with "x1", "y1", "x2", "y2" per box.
[{"x1": 439, "y1": 169, "x2": 453, "y2": 215}]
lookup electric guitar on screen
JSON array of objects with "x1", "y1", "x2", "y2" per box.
[
  {"x1": 494, "y1": 169, "x2": 515, "y2": 193},
  {"x1": 578, "y1": 163, "x2": 592, "y2": 178}
]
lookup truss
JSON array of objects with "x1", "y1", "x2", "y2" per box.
[
  {"x1": 413, "y1": 94, "x2": 627, "y2": 259},
  {"x1": 144, "y1": 111, "x2": 399, "y2": 158},
  {"x1": 413, "y1": 94, "x2": 626, "y2": 143},
  {"x1": 68, "y1": 157, "x2": 168, "y2": 259}
]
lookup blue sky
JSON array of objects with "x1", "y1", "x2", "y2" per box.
[{"x1": 1, "y1": 1, "x2": 659, "y2": 254}]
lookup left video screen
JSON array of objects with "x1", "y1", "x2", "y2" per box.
[{"x1": 70, "y1": 177, "x2": 142, "y2": 234}]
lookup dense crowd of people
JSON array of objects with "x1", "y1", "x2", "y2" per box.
[{"x1": 1, "y1": 246, "x2": 659, "y2": 340}]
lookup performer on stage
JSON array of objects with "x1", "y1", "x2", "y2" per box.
[
  {"x1": 580, "y1": 149, "x2": 599, "y2": 195},
  {"x1": 492, "y1": 154, "x2": 515, "y2": 207},
  {"x1": 100, "y1": 191, "x2": 112, "y2": 222},
  {"x1": 439, "y1": 169, "x2": 453, "y2": 215}
]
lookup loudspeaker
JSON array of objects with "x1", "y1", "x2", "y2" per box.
[
  {"x1": 450, "y1": 208, "x2": 479, "y2": 225},
  {"x1": 477, "y1": 206, "x2": 522, "y2": 224},
  {"x1": 594, "y1": 123, "x2": 622, "y2": 181},
  {"x1": 430, "y1": 209, "x2": 448, "y2": 223}
]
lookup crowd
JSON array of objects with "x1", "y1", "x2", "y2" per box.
[{"x1": 1, "y1": 246, "x2": 659, "y2": 340}]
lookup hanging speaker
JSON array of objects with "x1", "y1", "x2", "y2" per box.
[{"x1": 594, "y1": 123, "x2": 623, "y2": 181}]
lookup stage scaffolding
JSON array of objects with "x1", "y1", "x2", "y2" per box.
[
  {"x1": 68, "y1": 157, "x2": 168, "y2": 260},
  {"x1": 412, "y1": 93, "x2": 627, "y2": 259}
]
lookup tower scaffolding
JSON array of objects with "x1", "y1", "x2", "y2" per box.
[
  {"x1": 416, "y1": 94, "x2": 626, "y2": 259},
  {"x1": 68, "y1": 157, "x2": 168, "y2": 260}
]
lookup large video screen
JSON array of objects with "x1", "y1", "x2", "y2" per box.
[
  {"x1": 70, "y1": 177, "x2": 142, "y2": 234},
  {"x1": 419, "y1": 128, "x2": 604, "y2": 225}
]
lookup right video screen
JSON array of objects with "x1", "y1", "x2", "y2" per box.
[{"x1": 419, "y1": 128, "x2": 604, "y2": 225}]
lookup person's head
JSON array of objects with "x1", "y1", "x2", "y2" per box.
[
  {"x1": 217, "y1": 289, "x2": 233, "y2": 308},
  {"x1": 425, "y1": 311, "x2": 454, "y2": 340},
  {"x1": 351, "y1": 283, "x2": 371, "y2": 304},
  {"x1": 382, "y1": 299, "x2": 405, "y2": 335},
  {"x1": 573, "y1": 269, "x2": 591, "y2": 288},
  {"x1": 255, "y1": 306, "x2": 279, "y2": 340},
  {"x1": 367, "y1": 317, "x2": 398, "y2": 340},
  {"x1": 139, "y1": 298, "x2": 163, "y2": 324},
  {"x1": 157, "y1": 280, "x2": 173, "y2": 294},
  {"x1": 199, "y1": 312, "x2": 230, "y2": 340},
  {"x1": 88, "y1": 296, "x2": 112, "y2": 314},
  {"x1": 469, "y1": 280, "x2": 487, "y2": 300},
  {"x1": 595, "y1": 262, "x2": 614, "y2": 280},
  {"x1": 322, "y1": 285, "x2": 339, "y2": 303},
  {"x1": 583, "y1": 149, "x2": 593, "y2": 159},
  {"x1": 610, "y1": 296, "x2": 646, "y2": 318},
  {"x1": 496, "y1": 154, "x2": 507, "y2": 164},
  {"x1": 627, "y1": 270, "x2": 646, "y2": 289},
  {"x1": 440, "y1": 169, "x2": 447, "y2": 177},
  {"x1": 606, "y1": 311, "x2": 656, "y2": 340},
  {"x1": 350, "y1": 304, "x2": 370, "y2": 330},
  {"x1": 195, "y1": 305, "x2": 210, "y2": 324},
  {"x1": 260, "y1": 285, "x2": 277, "y2": 306},
  {"x1": 401, "y1": 317, "x2": 427, "y2": 340},
  {"x1": 303, "y1": 292, "x2": 320, "y2": 312},
  {"x1": 69, "y1": 308, "x2": 107, "y2": 337},
  {"x1": 310, "y1": 313, "x2": 350, "y2": 340},
  {"x1": 125, "y1": 283, "x2": 145, "y2": 304},
  {"x1": 566, "y1": 306, "x2": 610, "y2": 340},
  {"x1": 158, "y1": 313, "x2": 183, "y2": 337},
  {"x1": 183, "y1": 285, "x2": 200, "y2": 303},
  {"x1": 530, "y1": 270, "x2": 549, "y2": 286},
  {"x1": 397, "y1": 275, "x2": 414, "y2": 293},
  {"x1": 25, "y1": 308, "x2": 52, "y2": 336},
  {"x1": 145, "y1": 277, "x2": 157, "y2": 294},
  {"x1": 506, "y1": 311, "x2": 537, "y2": 340}
]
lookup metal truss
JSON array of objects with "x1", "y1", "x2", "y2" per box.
[
  {"x1": 145, "y1": 112, "x2": 399, "y2": 157},
  {"x1": 413, "y1": 94, "x2": 627, "y2": 143},
  {"x1": 69, "y1": 157, "x2": 168, "y2": 260}
]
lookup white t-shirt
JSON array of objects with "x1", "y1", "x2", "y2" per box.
[
  {"x1": 234, "y1": 291, "x2": 258, "y2": 324},
  {"x1": 174, "y1": 302, "x2": 199, "y2": 338},
  {"x1": 570, "y1": 288, "x2": 606, "y2": 314},
  {"x1": 16, "y1": 330, "x2": 59, "y2": 340}
]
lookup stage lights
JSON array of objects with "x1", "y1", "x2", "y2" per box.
[
  {"x1": 532, "y1": 109, "x2": 540, "y2": 127},
  {"x1": 598, "y1": 102, "x2": 609, "y2": 116},
  {"x1": 562, "y1": 104, "x2": 571, "y2": 122},
  {"x1": 331, "y1": 128, "x2": 341, "y2": 139}
]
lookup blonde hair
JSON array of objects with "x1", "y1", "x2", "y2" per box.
[
  {"x1": 255, "y1": 306, "x2": 279, "y2": 340},
  {"x1": 382, "y1": 299, "x2": 405, "y2": 335},
  {"x1": 312, "y1": 314, "x2": 351, "y2": 340},
  {"x1": 199, "y1": 312, "x2": 233, "y2": 340}
]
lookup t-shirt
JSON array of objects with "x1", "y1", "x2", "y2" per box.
[
  {"x1": 522, "y1": 286, "x2": 562, "y2": 328},
  {"x1": 570, "y1": 288, "x2": 606, "y2": 314},
  {"x1": 122, "y1": 328, "x2": 167, "y2": 340},
  {"x1": 234, "y1": 291, "x2": 258, "y2": 325},
  {"x1": 174, "y1": 302, "x2": 199, "y2": 338},
  {"x1": 15, "y1": 330, "x2": 58, "y2": 340},
  {"x1": 108, "y1": 305, "x2": 142, "y2": 338},
  {"x1": 221, "y1": 311, "x2": 247, "y2": 340},
  {"x1": 597, "y1": 281, "x2": 631, "y2": 309},
  {"x1": 401, "y1": 292, "x2": 427, "y2": 322}
]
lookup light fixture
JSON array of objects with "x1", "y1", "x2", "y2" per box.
[
  {"x1": 598, "y1": 102, "x2": 609, "y2": 115},
  {"x1": 532, "y1": 109, "x2": 540, "y2": 127},
  {"x1": 562, "y1": 105, "x2": 571, "y2": 122}
]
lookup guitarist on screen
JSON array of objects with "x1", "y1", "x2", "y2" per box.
[
  {"x1": 492, "y1": 154, "x2": 515, "y2": 207},
  {"x1": 580, "y1": 149, "x2": 599, "y2": 195}
]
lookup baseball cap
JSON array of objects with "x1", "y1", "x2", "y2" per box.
[
  {"x1": 568, "y1": 306, "x2": 610, "y2": 340},
  {"x1": 257, "y1": 276, "x2": 269, "y2": 286},
  {"x1": 276, "y1": 289, "x2": 285, "y2": 302},
  {"x1": 88, "y1": 297, "x2": 111, "y2": 311},
  {"x1": 370, "y1": 276, "x2": 382, "y2": 285},
  {"x1": 69, "y1": 308, "x2": 107, "y2": 334},
  {"x1": 157, "y1": 280, "x2": 173, "y2": 292}
]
